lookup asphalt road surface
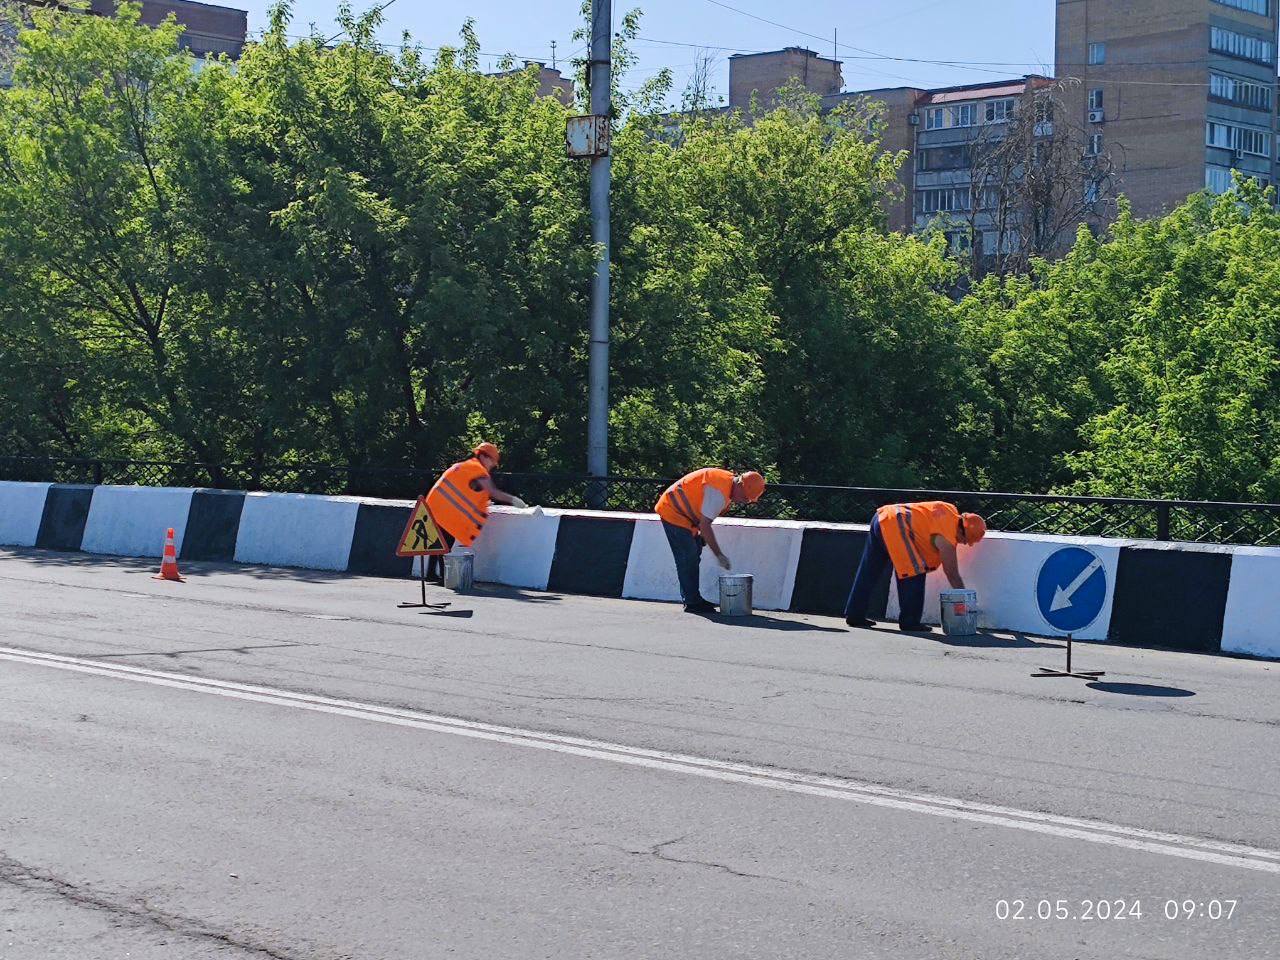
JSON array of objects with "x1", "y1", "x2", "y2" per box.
[{"x1": 1, "y1": 547, "x2": 1277, "y2": 959}]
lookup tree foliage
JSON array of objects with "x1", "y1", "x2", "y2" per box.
[{"x1": 3, "y1": 3, "x2": 1279, "y2": 505}]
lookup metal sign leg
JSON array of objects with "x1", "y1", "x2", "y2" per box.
[
  {"x1": 398, "y1": 559, "x2": 451, "y2": 610},
  {"x1": 1032, "y1": 634, "x2": 1105, "y2": 680}
]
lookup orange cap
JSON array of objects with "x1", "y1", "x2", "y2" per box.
[
  {"x1": 738, "y1": 471, "x2": 766, "y2": 503},
  {"x1": 473, "y1": 442, "x2": 500, "y2": 465},
  {"x1": 961, "y1": 513, "x2": 987, "y2": 544}
]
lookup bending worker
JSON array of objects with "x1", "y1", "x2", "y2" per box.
[
  {"x1": 656, "y1": 467, "x2": 766, "y2": 613},
  {"x1": 425, "y1": 442, "x2": 526, "y2": 581},
  {"x1": 844, "y1": 501, "x2": 986, "y2": 633}
]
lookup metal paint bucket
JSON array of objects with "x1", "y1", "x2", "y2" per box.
[
  {"x1": 719, "y1": 574, "x2": 754, "y2": 617},
  {"x1": 443, "y1": 552, "x2": 474, "y2": 593},
  {"x1": 939, "y1": 588, "x2": 979, "y2": 636}
]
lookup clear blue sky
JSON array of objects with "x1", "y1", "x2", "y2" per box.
[{"x1": 232, "y1": 1, "x2": 1057, "y2": 102}]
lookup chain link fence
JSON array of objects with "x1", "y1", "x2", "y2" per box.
[{"x1": 5, "y1": 456, "x2": 1280, "y2": 546}]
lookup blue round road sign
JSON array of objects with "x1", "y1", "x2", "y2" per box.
[{"x1": 1035, "y1": 547, "x2": 1108, "y2": 633}]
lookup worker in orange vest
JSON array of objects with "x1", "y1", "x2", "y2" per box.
[
  {"x1": 655, "y1": 468, "x2": 767, "y2": 613},
  {"x1": 844, "y1": 501, "x2": 986, "y2": 633},
  {"x1": 424, "y1": 442, "x2": 527, "y2": 582}
]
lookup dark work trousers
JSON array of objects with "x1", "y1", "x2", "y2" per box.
[
  {"x1": 425, "y1": 530, "x2": 456, "y2": 583},
  {"x1": 662, "y1": 520, "x2": 706, "y2": 607},
  {"x1": 844, "y1": 514, "x2": 927, "y2": 626}
]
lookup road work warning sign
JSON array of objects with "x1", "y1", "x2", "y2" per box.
[{"x1": 396, "y1": 497, "x2": 448, "y2": 557}]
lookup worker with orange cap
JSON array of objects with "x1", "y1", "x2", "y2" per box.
[
  {"x1": 424, "y1": 442, "x2": 527, "y2": 582},
  {"x1": 655, "y1": 468, "x2": 767, "y2": 613},
  {"x1": 844, "y1": 501, "x2": 987, "y2": 633}
]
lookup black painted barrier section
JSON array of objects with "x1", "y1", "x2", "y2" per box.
[
  {"x1": 180, "y1": 489, "x2": 246, "y2": 562},
  {"x1": 348, "y1": 502, "x2": 415, "y2": 578},
  {"x1": 548, "y1": 515, "x2": 636, "y2": 598},
  {"x1": 35, "y1": 484, "x2": 94, "y2": 552},
  {"x1": 789, "y1": 528, "x2": 890, "y2": 619},
  {"x1": 1109, "y1": 547, "x2": 1232, "y2": 652}
]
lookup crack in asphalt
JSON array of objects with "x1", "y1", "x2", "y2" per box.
[
  {"x1": 617, "y1": 836, "x2": 800, "y2": 886},
  {"x1": 0, "y1": 853, "x2": 330, "y2": 960}
]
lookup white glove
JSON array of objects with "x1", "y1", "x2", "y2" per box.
[
  {"x1": 717, "y1": 553, "x2": 732, "y2": 570},
  {"x1": 509, "y1": 496, "x2": 528, "y2": 509}
]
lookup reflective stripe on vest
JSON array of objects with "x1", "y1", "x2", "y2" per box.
[
  {"x1": 655, "y1": 468, "x2": 734, "y2": 532},
  {"x1": 670, "y1": 486, "x2": 701, "y2": 527},
  {"x1": 427, "y1": 459, "x2": 492, "y2": 546},
  {"x1": 440, "y1": 477, "x2": 487, "y2": 529},
  {"x1": 895, "y1": 506, "x2": 926, "y2": 577}
]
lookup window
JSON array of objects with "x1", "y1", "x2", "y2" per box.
[
  {"x1": 1209, "y1": 72, "x2": 1273, "y2": 112},
  {"x1": 1088, "y1": 42, "x2": 1106, "y2": 65},
  {"x1": 1087, "y1": 133, "x2": 1104, "y2": 156},
  {"x1": 1205, "y1": 167, "x2": 1273, "y2": 197},
  {"x1": 917, "y1": 145, "x2": 971, "y2": 171},
  {"x1": 1088, "y1": 88, "x2": 1104, "y2": 111},
  {"x1": 1084, "y1": 179, "x2": 1101, "y2": 205},
  {"x1": 925, "y1": 103, "x2": 976, "y2": 129},
  {"x1": 947, "y1": 231, "x2": 973, "y2": 255},
  {"x1": 985, "y1": 98, "x2": 1017, "y2": 123},
  {"x1": 1210, "y1": 26, "x2": 1275, "y2": 65},
  {"x1": 1206, "y1": 120, "x2": 1272, "y2": 156},
  {"x1": 950, "y1": 103, "x2": 976, "y2": 127},
  {"x1": 916, "y1": 187, "x2": 973, "y2": 215},
  {"x1": 1212, "y1": 0, "x2": 1269, "y2": 14}
]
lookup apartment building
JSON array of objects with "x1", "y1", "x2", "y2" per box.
[
  {"x1": 1056, "y1": 0, "x2": 1280, "y2": 214},
  {"x1": 2, "y1": 1, "x2": 246, "y2": 87},
  {"x1": 488, "y1": 61, "x2": 575, "y2": 104},
  {"x1": 727, "y1": 2, "x2": 1280, "y2": 242}
]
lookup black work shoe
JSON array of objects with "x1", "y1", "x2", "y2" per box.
[
  {"x1": 684, "y1": 600, "x2": 717, "y2": 614},
  {"x1": 845, "y1": 617, "x2": 876, "y2": 629},
  {"x1": 898, "y1": 623, "x2": 936, "y2": 634}
]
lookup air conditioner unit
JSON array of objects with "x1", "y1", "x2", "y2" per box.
[
  {"x1": 1088, "y1": 109, "x2": 1105, "y2": 124},
  {"x1": 909, "y1": 113, "x2": 920, "y2": 126}
]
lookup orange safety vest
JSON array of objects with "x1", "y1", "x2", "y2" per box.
[
  {"x1": 426, "y1": 458, "x2": 492, "y2": 546},
  {"x1": 877, "y1": 501, "x2": 962, "y2": 580},
  {"x1": 656, "y1": 468, "x2": 735, "y2": 534}
]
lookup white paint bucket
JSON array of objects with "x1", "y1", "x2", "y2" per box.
[
  {"x1": 940, "y1": 588, "x2": 979, "y2": 636},
  {"x1": 719, "y1": 574, "x2": 753, "y2": 617},
  {"x1": 443, "y1": 553, "x2": 474, "y2": 593}
]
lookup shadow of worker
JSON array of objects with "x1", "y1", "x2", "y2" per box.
[{"x1": 1085, "y1": 681, "x2": 1196, "y2": 698}]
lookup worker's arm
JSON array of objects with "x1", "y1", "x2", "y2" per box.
[
  {"x1": 699, "y1": 517, "x2": 731, "y2": 569},
  {"x1": 476, "y1": 476, "x2": 527, "y2": 508},
  {"x1": 934, "y1": 536, "x2": 964, "y2": 589}
]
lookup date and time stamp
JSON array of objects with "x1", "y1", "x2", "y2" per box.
[{"x1": 995, "y1": 899, "x2": 1240, "y2": 922}]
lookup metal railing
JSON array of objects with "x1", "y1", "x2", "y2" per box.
[{"x1": 5, "y1": 455, "x2": 1280, "y2": 546}]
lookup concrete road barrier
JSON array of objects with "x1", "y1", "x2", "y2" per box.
[
  {"x1": 1, "y1": 480, "x2": 1276, "y2": 660},
  {"x1": 0, "y1": 481, "x2": 51, "y2": 547},
  {"x1": 80, "y1": 485, "x2": 197, "y2": 558}
]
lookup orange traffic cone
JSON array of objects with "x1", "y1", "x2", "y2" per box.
[{"x1": 154, "y1": 527, "x2": 184, "y2": 582}]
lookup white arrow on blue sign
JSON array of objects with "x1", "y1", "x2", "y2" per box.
[{"x1": 1035, "y1": 546, "x2": 1108, "y2": 632}]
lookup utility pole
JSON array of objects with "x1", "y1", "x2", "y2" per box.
[{"x1": 586, "y1": 0, "x2": 611, "y2": 498}]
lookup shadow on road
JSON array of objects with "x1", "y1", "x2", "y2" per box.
[
  {"x1": 469, "y1": 584, "x2": 564, "y2": 604},
  {"x1": 691, "y1": 612, "x2": 846, "y2": 633},
  {"x1": 937, "y1": 632, "x2": 1066, "y2": 650},
  {"x1": 1085, "y1": 681, "x2": 1196, "y2": 698}
]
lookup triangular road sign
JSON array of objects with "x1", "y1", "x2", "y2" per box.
[{"x1": 396, "y1": 497, "x2": 448, "y2": 557}]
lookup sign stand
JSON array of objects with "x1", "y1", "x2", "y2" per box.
[
  {"x1": 1032, "y1": 634, "x2": 1105, "y2": 680},
  {"x1": 396, "y1": 497, "x2": 451, "y2": 611}
]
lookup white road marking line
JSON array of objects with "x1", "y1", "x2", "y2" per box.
[{"x1": 3, "y1": 643, "x2": 1278, "y2": 874}]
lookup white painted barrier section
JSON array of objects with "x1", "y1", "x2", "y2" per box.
[
  {"x1": 234, "y1": 492, "x2": 360, "y2": 571},
  {"x1": 885, "y1": 532, "x2": 1126, "y2": 641},
  {"x1": 1221, "y1": 547, "x2": 1280, "y2": 659},
  {"x1": 0, "y1": 481, "x2": 50, "y2": 547},
  {"x1": 80, "y1": 485, "x2": 196, "y2": 558},
  {"x1": 622, "y1": 517, "x2": 683, "y2": 603},
  {"x1": 697, "y1": 518, "x2": 805, "y2": 612},
  {"x1": 622, "y1": 516, "x2": 805, "y2": 610},
  {"x1": 471, "y1": 505, "x2": 561, "y2": 590}
]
